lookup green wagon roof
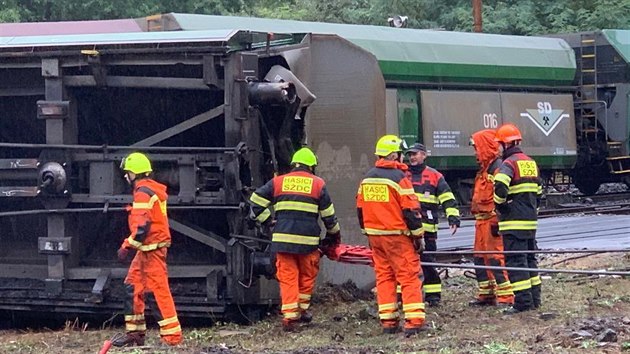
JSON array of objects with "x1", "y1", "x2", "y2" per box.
[
  {"x1": 602, "y1": 29, "x2": 630, "y2": 63},
  {"x1": 163, "y1": 13, "x2": 576, "y2": 85},
  {"x1": 0, "y1": 29, "x2": 300, "y2": 54}
]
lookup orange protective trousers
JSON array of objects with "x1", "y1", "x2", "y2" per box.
[
  {"x1": 124, "y1": 248, "x2": 182, "y2": 345},
  {"x1": 369, "y1": 235, "x2": 425, "y2": 329},
  {"x1": 473, "y1": 217, "x2": 514, "y2": 304},
  {"x1": 275, "y1": 250, "x2": 321, "y2": 323}
]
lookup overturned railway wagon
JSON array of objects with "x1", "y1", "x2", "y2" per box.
[
  {"x1": 0, "y1": 29, "x2": 362, "y2": 318},
  {"x1": 0, "y1": 14, "x2": 585, "y2": 316}
]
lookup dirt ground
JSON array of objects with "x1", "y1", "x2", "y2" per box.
[{"x1": 0, "y1": 253, "x2": 629, "y2": 354}]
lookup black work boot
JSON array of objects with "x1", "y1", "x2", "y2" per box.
[
  {"x1": 404, "y1": 327, "x2": 422, "y2": 337},
  {"x1": 111, "y1": 331, "x2": 145, "y2": 347},
  {"x1": 426, "y1": 299, "x2": 440, "y2": 308},
  {"x1": 531, "y1": 286, "x2": 542, "y2": 309},
  {"x1": 282, "y1": 320, "x2": 298, "y2": 332},
  {"x1": 382, "y1": 326, "x2": 399, "y2": 335},
  {"x1": 299, "y1": 311, "x2": 313, "y2": 323}
]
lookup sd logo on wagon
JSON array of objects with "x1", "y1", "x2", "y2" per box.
[{"x1": 282, "y1": 176, "x2": 313, "y2": 194}]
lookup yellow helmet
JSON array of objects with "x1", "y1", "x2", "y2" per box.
[
  {"x1": 291, "y1": 147, "x2": 318, "y2": 167},
  {"x1": 375, "y1": 135, "x2": 407, "y2": 157},
  {"x1": 120, "y1": 152, "x2": 152, "y2": 174}
]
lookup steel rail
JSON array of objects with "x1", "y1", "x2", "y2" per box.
[
  {"x1": 426, "y1": 248, "x2": 630, "y2": 255},
  {"x1": 539, "y1": 204, "x2": 630, "y2": 217},
  {"x1": 421, "y1": 261, "x2": 630, "y2": 276},
  {"x1": 578, "y1": 191, "x2": 630, "y2": 201}
]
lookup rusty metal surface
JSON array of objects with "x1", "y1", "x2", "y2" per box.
[
  {"x1": 0, "y1": 19, "x2": 142, "y2": 37},
  {"x1": 302, "y1": 34, "x2": 385, "y2": 288},
  {"x1": 437, "y1": 214, "x2": 630, "y2": 250}
]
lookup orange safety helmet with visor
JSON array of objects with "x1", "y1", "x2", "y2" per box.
[{"x1": 494, "y1": 123, "x2": 523, "y2": 144}]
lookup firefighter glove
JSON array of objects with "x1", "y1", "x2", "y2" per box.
[
  {"x1": 117, "y1": 247, "x2": 130, "y2": 263},
  {"x1": 322, "y1": 231, "x2": 341, "y2": 248},
  {"x1": 448, "y1": 216, "x2": 461, "y2": 228},
  {"x1": 413, "y1": 238, "x2": 425, "y2": 253},
  {"x1": 257, "y1": 219, "x2": 275, "y2": 238},
  {"x1": 490, "y1": 222, "x2": 500, "y2": 237},
  {"x1": 320, "y1": 232, "x2": 341, "y2": 260}
]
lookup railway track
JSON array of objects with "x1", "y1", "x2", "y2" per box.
[
  {"x1": 540, "y1": 202, "x2": 630, "y2": 217},
  {"x1": 576, "y1": 190, "x2": 630, "y2": 202},
  {"x1": 438, "y1": 214, "x2": 630, "y2": 253},
  {"x1": 457, "y1": 190, "x2": 630, "y2": 220}
]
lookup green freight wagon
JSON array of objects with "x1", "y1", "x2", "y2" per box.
[
  {"x1": 143, "y1": 13, "x2": 578, "y2": 198},
  {"x1": 551, "y1": 30, "x2": 630, "y2": 194},
  {"x1": 136, "y1": 13, "x2": 578, "y2": 284}
]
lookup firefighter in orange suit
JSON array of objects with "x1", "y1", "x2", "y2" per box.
[
  {"x1": 494, "y1": 124, "x2": 543, "y2": 313},
  {"x1": 249, "y1": 147, "x2": 341, "y2": 331},
  {"x1": 469, "y1": 129, "x2": 514, "y2": 306},
  {"x1": 357, "y1": 135, "x2": 425, "y2": 337},
  {"x1": 113, "y1": 152, "x2": 182, "y2": 347}
]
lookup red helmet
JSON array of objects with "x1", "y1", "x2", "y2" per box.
[{"x1": 495, "y1": 123, "x2": 522, "y2": 143}]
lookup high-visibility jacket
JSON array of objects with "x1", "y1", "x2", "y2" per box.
[
  {"x1": 471, "y1": 129, "x2": 503, "y2": 218},
  {"x1": 493, "y1": 146, "x2": 542, "y2": 237},
  {"x1": 122, "y1": 179, "x2": 171, "y2": 252},
  {"x1": 249, "y1": 167, "x2": 340, "y2": 254},
  {"x1": 356, "y1": 159, "x2": 423, "y2": 237},
  {"x1": 407, "y1": 164, "x2": 459, "y2": 233}
]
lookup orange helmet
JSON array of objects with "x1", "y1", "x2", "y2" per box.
[{"x1": 495, "y1": 123, "x2": 522, "y2": 143}]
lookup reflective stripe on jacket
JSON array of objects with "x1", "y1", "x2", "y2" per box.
[
  {"x1": 493, "y1": 146, "x2": 542, "y2": 236},
  {"x1": 249, "y1": 167, "x2": 339, "y2": 254},
  {"x1": 124, "y1": 179, "x2": 171, "y2": 252},
  {"x1": 356, "y1": 159, "x2": 423, "y2": 237},
  {"x1": 407, "y1": 164, "x2": 459, "y2": 233}
]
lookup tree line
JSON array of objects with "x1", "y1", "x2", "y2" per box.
[{"x1": 1, "y1": 0, "x2": 629, "y2": 35}]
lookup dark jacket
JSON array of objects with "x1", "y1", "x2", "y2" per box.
[
  {"x1": 407, "y1": 164, "x2": 460, "y2": 233},
  {"x1": 249, "y1": 167, "x2": 339, "y2": 254},
  {"x1": 493, "y1": 145, "x2": 542, "y2": 238}
]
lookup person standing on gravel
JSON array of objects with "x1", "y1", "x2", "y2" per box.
[
  {"x1": 493, "y1": 124, "x2": 543, "y2": 313},
  {"x1": 404, "y1": 142, "x2": 460, "y2": 307},
  {"x1": 249, "y1": 147, "x2": 341, "y2": 332},
  {"x1": 357, "y1": 135, "x2": 425, "y2": 336},
  {"x1": 114, "y1": 152, "x2": 182, "y2": 347},
  {"x1": 469, "y1": 129, "x2": 514, "y2": 307}
]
